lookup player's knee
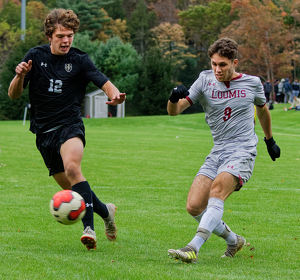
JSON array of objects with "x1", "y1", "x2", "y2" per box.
[
  {"x1": 64, "y1": 162, "x2": 81, "y2": 180},
  {"x1": 186, "y1": 201, "x2": 206, "y2": 216},
  {"x1": 209, "y1": 184, "x2": 226, "y2": 200}
]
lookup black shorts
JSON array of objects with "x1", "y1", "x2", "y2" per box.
[{"x1": 36, "y1": 123, "x2": 86, "y2": 176}]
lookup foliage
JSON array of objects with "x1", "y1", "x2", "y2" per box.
[
  {"x1": 150, "y1": 22, "x2": 196, "y2": 83},
  {"x1": 0, "y1": 21, "x2": 20, "y2": 72},
  {"x1": 133, "y1": 47, "x2": 173, "y2": 115},
  {"x1": 0, "y1": 1, "x2": 48, "y2": 120},
  {"x1": 96, "y1": 8, "x2": 130, "y2": 42},
  {"x1": 56, "y1": 0, "x2": 111, "y2": 40},
  {"x1": 74, "y1": 35, "x2": 141, "y2": 106},
  {"x1": 220, "y1": 0, "x2": 295, "y2": 81},
  {"x1": 0, "y1": 32, "x2": 46, "y2": 120},
  {"x1": 179, "y1": 0, "x2": 235, "y2": 66},
  {"x1": 127, "y1": 0, "x2": 157, "y2": 55},
  {"x1": 102, "y1": 0, "x2": 125, "y2": 19},
  {"x1": 94, "y1": 37, "x2": 141, "y2": 103}
]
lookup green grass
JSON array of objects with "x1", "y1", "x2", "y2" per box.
[{"x1": 0, "y1": 103, "x2": 299, "y2": 280}]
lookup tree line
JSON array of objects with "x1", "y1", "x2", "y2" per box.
[{"x1": 0, "y1": 0, "x2": 299, "y2": 119}]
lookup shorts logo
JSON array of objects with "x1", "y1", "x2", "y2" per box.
[{"x1": 65, "y1": 63, "x2": 72, "y2": 72}]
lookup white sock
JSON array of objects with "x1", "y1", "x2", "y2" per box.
[
  {"x1": 199, "y1": 197, "x2": 224, "y2": 232},
  {"x1": 213, "y1": 220, "x2": 237, "y2": 245},
  {"x1": 188, "y1": 235, "x2": 205, "y2": 252},
  {"x1": 189, "y1": 198, "x2": 224, "y2": 252}
]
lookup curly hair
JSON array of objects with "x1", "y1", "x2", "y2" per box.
[
  {"x1": 44, "y1": 9, "x2": 80, "y2": 37},
  {"x1": 208, "y1": 38, "x2": 238, "y2": 60}
]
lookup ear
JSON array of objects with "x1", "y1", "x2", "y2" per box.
[{"x1": 233, "y1": 59, "x2": 238, "y2": 67}]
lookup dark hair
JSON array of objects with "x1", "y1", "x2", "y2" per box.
[
  {"x1": 44, "y1": 9, "x2": 80, "y2": 37},
  {"x1": 208, "y1": 38, "x2": 238, "y2": 60}
]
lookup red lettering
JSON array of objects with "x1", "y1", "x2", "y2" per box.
[
  {"x1": 212, "y1": 90, "x2": 217, "y2": 99},
  {"x1": 229, "y1": 90, "x2": 236, "y2": 98}
]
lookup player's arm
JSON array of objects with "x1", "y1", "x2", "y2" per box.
[
  {"x1": 256, "y1": 104, "x2": 280, "y2": 161},
  {"x1": 167, "y1": 85, "x2": 191, "y2": 116},
  {"x1": 101, "y1": 80, "x2": 126, "y2": 106},
  {"x1": 8, "y1": 60, "x2": 32, "y2": 100},
  {"x1": 256, "y1": 104, "x2": 272, "y2": 139}
]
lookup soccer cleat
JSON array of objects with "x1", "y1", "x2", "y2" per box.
[
  {"x1": 81, "y1": 226, "x2": 97, "y2": 250},
  {"x1": 103, "y1": 203, "x2": 117, "y2": 241},
  {"x1": 168, "y1": 245, "x2": 198, "y2": 263},
  {"x1": 221, "y1": 235, "x2": 246, "y2": 258}
]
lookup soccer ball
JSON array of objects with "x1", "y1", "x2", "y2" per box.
[{"x1": 49, "y1": 190, "x2": 86, "y2": 225}]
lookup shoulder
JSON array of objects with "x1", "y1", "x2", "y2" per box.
[
  {"x1": 68, "y1": 47, "x2": 92, "y2": 64},
  {"x1": 199, "y1": 70, "x2": 214, "y2": 79},
  {"x1": 240, "y1": 73, "x2": 262, "y2": 86},
  {"x1": 26, "y1": 44, "x2": 49, "y2": 56},
  {"x1": 68, "y1": 47, "x2": 89, "y2": 59},
  {"x1": 195, "y1": 70, "x2": 214, "y2": 85}
]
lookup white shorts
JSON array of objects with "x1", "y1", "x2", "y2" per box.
[{"x1": 197, "y1": 143, "x2": 257, "y2": 190}]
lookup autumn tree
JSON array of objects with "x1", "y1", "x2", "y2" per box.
[
  {"x1": 179, "y1": 0, "x2": 235, "y2": 66},
  {"x1": 96, "y1": 8, "x2": 130, "y2": 42},
  {"x1": 134, "y1": 47, "x2": 173, "y2": 115},
  {"x1": 56, "y1": 0, "x2": 111, "y2": 40},
  {"x1": 0, "y1": 1, "x2": 48, "y2": 120},
  {"x1": 220, "y1": 0, "x2": 294, "y2": 82},
  {"x1": 151, "y1": 22, "x2": 197, "y2": 83},
  {"x1": 282, "y1": 0, "x2": 300, "y2": 79},
  {"x1": 127, "y1": 0, "x2": 156, "y2": 55}
]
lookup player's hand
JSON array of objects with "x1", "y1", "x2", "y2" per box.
[
  {"x1": 169, "y1": 85, "x2": 189, "y2": 103},
  {"x1": 15, "y1": 60, "x2": 32, "y2": 77},
  {"x1": 106, "y1": 93, "x2": 126, "y2": 106},
  {"x1": 264, "y1": 137, "x2": 280, "y2": 161}
]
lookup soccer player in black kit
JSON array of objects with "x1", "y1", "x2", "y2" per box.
[{"x1": 8, "y1": 9, "x2": 125, "y2": 250}]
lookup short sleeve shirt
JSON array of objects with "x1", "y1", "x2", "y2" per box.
[
  {"x1": 22, "y1": 45, "x2": 108, "y2": 133},
  {"x1": 187, "y1": 70, "x2": 266, "y2": 145}
]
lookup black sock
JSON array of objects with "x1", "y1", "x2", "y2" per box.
[
  {"x1": 72, "y1": 181, "x2": 94, "y2": 230},
  {"x1": 91, "y1": 190, "x2": 109, "y2": 219}
]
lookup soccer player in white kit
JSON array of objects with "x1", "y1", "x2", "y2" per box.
[{"x1": 167, "y1": 38, "x2": 280, "y2": 263}]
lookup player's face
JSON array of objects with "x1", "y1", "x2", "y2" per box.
[
  {"x1": 211, "y1": 53, "x2": 238, "y2": 82},
  {"x1": 49, "y1": 24, "x2": 74, "y2": 55}
]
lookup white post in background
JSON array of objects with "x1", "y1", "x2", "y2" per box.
[
  {"x1": 117, "y1": 102, "x2": 125, "y2": 118},
  {"x1": 23, "y1": 104, "x2": 30, "y2": 125},
  {"x1": 21, "y1": 0, "x2": 26, "y2": 41}
]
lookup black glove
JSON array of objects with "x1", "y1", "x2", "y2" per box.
[
  {"x1": 169, "y1": 85, "x2": 189, "y2": 103},
  {"x1": 264, "y1": 137, "x2": 280, "y2": 161}
]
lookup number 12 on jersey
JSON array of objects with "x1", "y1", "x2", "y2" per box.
[{"x1": 48, "y1": 79, "x2": 62, "y2": 93}]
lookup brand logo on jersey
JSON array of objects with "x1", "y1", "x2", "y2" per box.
[
  {"x1": 65, "y1": 63, "x2": 72, "y2": 72},
  {"x1": 211, "y1": 89, "x2": 246, "y2": 99},
  {"x1": 41, "y1": 62, "x2": 47, "y2": 67}
]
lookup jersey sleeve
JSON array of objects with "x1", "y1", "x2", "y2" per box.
[
  {"x1": 82, "y1": 55, "x2": 108, "y2": 89},
  {"x1": 253, "y1": 77, "x2": 266, "y2": 106},
  {"x1": 187, "y1": 71, "x2": 206, "y2": 105}
]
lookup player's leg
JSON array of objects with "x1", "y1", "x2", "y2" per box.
[
  {"x1": 59, "y1": 137, "x2": 117, "y2": 242},
  {"x1": 168, "y1": 173, "x2": 239, "y2": 262},
  {"x1": 186, "y1": 175, "x2": 238, "y2": 246},
  {"x1": 168, "y1": 175, "x2": 210, "y2": 262},
  {"x1": 60, "y1": 137, "x2": 98, "y2": 249},
  {"x1": 187, "y1": 172, "x2": 237, "y2": 253}
]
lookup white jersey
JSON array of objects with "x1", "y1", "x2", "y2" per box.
[{"x1": 187, "y1": 70, "x2": 266, "y2": 146}]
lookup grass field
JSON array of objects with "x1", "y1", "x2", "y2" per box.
[{"x1": 0, "y1": 103, "x2": 299, "y2": 280}]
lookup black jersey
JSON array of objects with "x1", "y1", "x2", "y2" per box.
[{"x1": 22, "y1": 44, "x2": 108, "y2": 133}]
